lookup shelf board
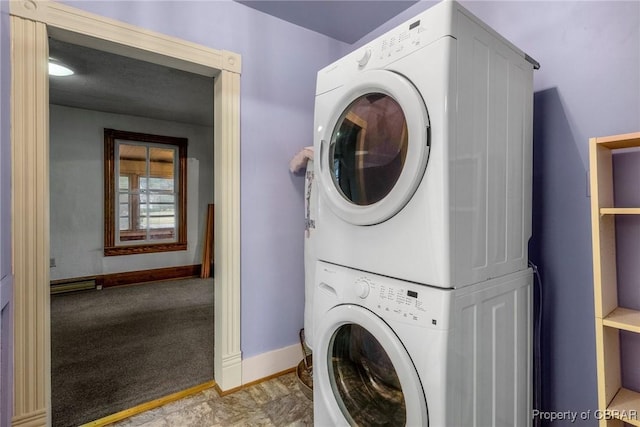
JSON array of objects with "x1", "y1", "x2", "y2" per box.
[
  {"x1": 608, "y1": 387, "x2": 640, "y2": 426},
  {"x1": 595, "y1": 132, "x2": 640, "y2": 149},
  {"x1": 603, "y1": 307, "x2": 640, "y2": 333},
  {"x1": 600, "y1": 208, "x2": 640, "y2": 216}
]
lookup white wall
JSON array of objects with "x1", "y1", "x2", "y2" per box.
[{"x1": 50, "y1": 104, "x2": 214, "y2": 280}]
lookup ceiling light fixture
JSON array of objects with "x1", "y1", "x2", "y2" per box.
[{"x1": 48, "y1": 59, "x2": 74, "y2": 77}]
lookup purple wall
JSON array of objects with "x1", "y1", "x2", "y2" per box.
[
  {"x1": 614, "y1": 151, "x2": 640, "y2": 313},
  {"x1": 531, "y1": 87, "x2": 596, "y2": 424},
  {"x1": 351, "y1": 1, "x2": 640, "y2": 425},
  {"x1": 58, "y1": 1, "x2": 348, "y2": 358},
  {"x1": 0, "y1": 0, "x2": 13, "y2": 425},
  {"x1": 0, "y1": 0, "x2": 9, "y2": 277},
  {"x1": 3, "y1": 1, "x2": 639, "y2": 422},
  {"x1": 614, "y1": 151, "x2": 640, "y2": 392}
]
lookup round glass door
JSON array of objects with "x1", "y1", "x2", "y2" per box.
[
  {"x1": 315, "y1": 304, "x2": 428, "y2": 426},
  {"x1": 319, "y1": 70, "x2": 429, "y2": 225},
  {"x1": 330, "y1": 94, "x2": 408, "y2": 206},
  {"x1": 329, "y1": 323, "x2": 406, "y2": 425}
]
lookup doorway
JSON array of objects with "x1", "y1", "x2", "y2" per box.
[
  {"x1": 48, "y1": 36, "x2": 215, "y2": 425},
  {"x1": 9, "y1": 1, "x2": 241, "y2": 423}
]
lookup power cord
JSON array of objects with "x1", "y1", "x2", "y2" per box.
[{"x1": 529, "y1": 260, "x2": 543, "y2": 427}]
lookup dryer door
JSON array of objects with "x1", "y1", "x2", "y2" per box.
[
  {"x1": 315, "y1": 304, "x2": 428, "y2": 426},
  {"x1": 318, "y1": 70, "x2": 429, "y2": 225}
]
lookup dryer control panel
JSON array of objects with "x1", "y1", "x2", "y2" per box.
[
  {"x1": 317, "y1": 0, "x2": 459, "y2": 94},
  {"x1": 376, "y1": 19, "x2": 427, "y2": 63},
  {"x1": 351, "y1": 7, "x2": 454, "y2": 73},
  {"x1": 354, "y1": 20, "x2": 431, "y2": 70}
]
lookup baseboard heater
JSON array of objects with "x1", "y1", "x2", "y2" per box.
[
  {"x1": 50, "y1": 279, "x2": 97, "y2": 295},
  {"x1": 50, "y1": 264, "x2": 203, "y2": 294}
]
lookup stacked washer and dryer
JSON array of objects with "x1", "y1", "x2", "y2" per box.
[{"x1": 304, "y1": 1, "x2": 538, "y2": 426}]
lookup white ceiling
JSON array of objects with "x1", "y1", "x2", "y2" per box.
[
  {"x1": 48, "y1": 2, "x2": 418, "y2": 126},
  {"x1": 48, "y1": 38, "x2": 215, "y2": 126}
]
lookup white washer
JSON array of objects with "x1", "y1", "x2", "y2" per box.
[
  {"x1": 313, "y1": 0, "x2": 537, "y2": 288},
  {"x1": 313, "y1": 261, "x2": 532, "y2": 427}
]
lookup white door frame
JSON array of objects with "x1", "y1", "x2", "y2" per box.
[{"x1": 9, "y1": 1, "x2": 242, "y2": 425}]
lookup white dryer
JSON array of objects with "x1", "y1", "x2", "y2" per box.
[
  {"x1": 313, "y1": 260, "x2": 532, "y2": 427},
  {"x1": 313, "y1": 0, "x2": 538, "y2": 288}
]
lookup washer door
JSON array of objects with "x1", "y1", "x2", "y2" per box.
[
  {"x1": 318, "y1": 70, "x2": 429, "y2": 225},
  {"x1": 316, "y1": 304, "x2": 428, "y2": 426}
]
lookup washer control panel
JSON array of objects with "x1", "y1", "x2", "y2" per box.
[
  {"x1": 352, "y1": 273, "x2": 451, "y2": 330},
  {"x1": 316, "y1": 261, "x2": 451, "y2": 330}
]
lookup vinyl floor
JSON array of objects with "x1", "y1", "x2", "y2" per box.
[{"x1": 108, "y1": 372, "x2": 314, "y2": 426}]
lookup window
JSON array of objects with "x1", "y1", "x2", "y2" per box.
[{"x1": 104, "y1": 129, "x2": 187, "y2": 256}]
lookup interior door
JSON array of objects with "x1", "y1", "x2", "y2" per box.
[
  {"x1": 315, "y1": 304, "x2": 429, "y2": 426},
  {"x1": 318, "y1": 69, "x2": 429, "y2": 226}
]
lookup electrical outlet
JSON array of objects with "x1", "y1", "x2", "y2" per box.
[
  {"x1": 586, "y1": 170, "x2": 591, "y2": 198},
  {"x1": 50, "y1": 258, "x2": 56, "y2": 268}
]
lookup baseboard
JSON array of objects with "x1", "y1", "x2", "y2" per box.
[
  {"x1": 215, "y1": 367, "x2": 296, "y2": 397},
  {"x1": 241, "y1": 343, "x2": 302, "y2": 385},
  {"x1": 100, "y1": 265, "x2": 202, "y2": 288},
  {"x1": 50, "y1": 265, "x2": 202, "y2": 291},
  {"x1": 11, "y1": 409, "x2": 47, "y2": 426}
]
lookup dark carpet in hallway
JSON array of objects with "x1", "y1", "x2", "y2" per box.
[{"x1": 51, "y1": 277, "x2": 214, "y2": 427}]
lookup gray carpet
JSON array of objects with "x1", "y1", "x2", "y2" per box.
[{"x1": 51, "y1": 278, "x2": 214, "y2": 427}]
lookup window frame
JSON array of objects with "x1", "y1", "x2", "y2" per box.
[{"x1": 104, "y1": 128, "x2": 188, "y2": 256}]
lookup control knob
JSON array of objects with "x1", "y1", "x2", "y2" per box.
[
  {"x1": 356, "y1": 48, "x2": 372, "y2": 68},
  {"x1": 354, "y1": 278, "x2": 370, "y2": 299}
]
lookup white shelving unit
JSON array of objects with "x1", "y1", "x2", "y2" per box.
[{"x1": 590, "y1": 132, "x2": 640, "y2": 427}]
